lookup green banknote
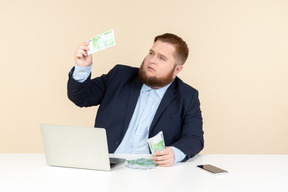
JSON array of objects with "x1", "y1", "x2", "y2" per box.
[
  {"x1": 148, "y1": 131, "x2": 165, "y2": 154},
  {"x1": 87, "y1": 29, "x2": 116, "y2": 55},
  {"x1": 125, "y1": 131, "x2": 165, "y2": 170},
  {"x1": 126, "y1": 158, "x2": 157, "y2": 170}
]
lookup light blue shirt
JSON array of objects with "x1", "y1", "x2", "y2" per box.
[
  {"x1": 73, "y1": 64, "x2": 186, "y2": 163},
  {"x1": 115, "y1": 84, "x2": 166, "y2": 154},
  {"x1": 72, "y1": 64, "x2": 92, "y2": 83}
]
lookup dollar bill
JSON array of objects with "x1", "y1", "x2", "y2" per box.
[
  {"x1": 148, "y1": 131, "x2": 165, "y2": 154},
  {"x1": 87, "y1": 29, "x2": 116, "y2": 55},
  {"x1": 126, "y1": 158, "x2": 157, "y2": 170}
]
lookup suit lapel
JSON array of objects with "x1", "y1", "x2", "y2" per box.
[
  {"x1": 123, "y1": 77, "x2": 143, "y2": 133},
  {"x1": 149, "y1": 80, "x2": 177, "y2": 133}
]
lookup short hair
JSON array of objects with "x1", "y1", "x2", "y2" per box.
[{"x1": 154, "y1": 33, "x2": 189, "y2": 65}]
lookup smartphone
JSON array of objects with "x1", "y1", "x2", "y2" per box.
[{"x1": 197, "y1": 164, "x2": 228, "y2": 174}]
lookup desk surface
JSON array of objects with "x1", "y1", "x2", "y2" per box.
[{"x1": 0, "y1": 154, "x2": 287, "y2": 192}]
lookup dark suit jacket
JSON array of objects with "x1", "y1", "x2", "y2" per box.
[{"x1": 67, "y1": 64, "x2": 204, "y2": 161}]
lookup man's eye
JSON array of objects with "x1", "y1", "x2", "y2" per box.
[{"x1": 160, "y1": 57, "x2": 166, "y2": 61}]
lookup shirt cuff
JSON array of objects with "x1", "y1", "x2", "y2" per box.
[
  {"x1": 72, "y1": 64, "x2": 92, "y2": 83},
  {"x1": 170, "y1": 146, "x2": 186, "y2": 164}
]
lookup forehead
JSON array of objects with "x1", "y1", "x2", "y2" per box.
[{"x1": 151, "y1": 41, "x2": 176, "y2": 58}]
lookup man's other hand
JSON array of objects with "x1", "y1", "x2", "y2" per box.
[{"x1": 152, "y1": 147, "x2": 175, "y2": 167}]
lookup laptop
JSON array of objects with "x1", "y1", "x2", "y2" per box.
[{"x1": 40, "y1": 124, "x2": 125, "y2": 171}]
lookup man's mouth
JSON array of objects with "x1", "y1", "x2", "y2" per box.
[{"x1": 148, "y1": 66, "x2": 155, "y2": 72}]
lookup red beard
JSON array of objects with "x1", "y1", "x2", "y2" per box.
[{"x1": 138, "y1": 60, "x2": 175, "y2": 89}]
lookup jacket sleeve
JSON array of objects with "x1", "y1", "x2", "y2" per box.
[
  {"x1": 172, "y1": 90, "x2": 204, "y2": 161},
  {"x1": 67, "y1": 66, "x2": 118, "y2": 107}
]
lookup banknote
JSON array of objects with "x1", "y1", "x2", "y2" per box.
[
  {"x1": 126, "y1": 158, "x2": 157, "y2": 170},
  {"x1": 148, "y1": 131, "x2": 165, "y2": 154},
  {"x1": 87, "y1": 29, "x2": 116, "y2": 55}
]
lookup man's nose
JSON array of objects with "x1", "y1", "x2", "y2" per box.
[{"x1": 150, "y1": 55, "x2": 157, "y2": 64}]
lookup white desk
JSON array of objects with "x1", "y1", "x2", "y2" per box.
[{"x1": 0, "y1": 154, "x2": 287, "y2": 192}]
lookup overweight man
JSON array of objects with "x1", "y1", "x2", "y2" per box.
[{"x1": 67, "y1": 33, "x2": 204, "y2": 167}]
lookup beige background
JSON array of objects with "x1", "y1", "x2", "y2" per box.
[{"x1": 0, "y1": 0, "x2": 287, "y2": 154}]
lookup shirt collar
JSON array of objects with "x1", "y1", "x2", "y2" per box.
[{"x1": 141, "y1": 83, "x2": 171, "y2": 99}]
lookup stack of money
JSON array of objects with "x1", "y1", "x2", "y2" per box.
[
  {"x1": 126, "y1": 158, "x2": 157, "y2": 170},
  {"x1": 125, "y1": 132, "x2": 166, "y2": 170},
  {"x1": 148, "y1": 131, "x2": 165, "y2": 154}
]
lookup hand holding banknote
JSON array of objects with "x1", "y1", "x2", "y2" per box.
[
  {"x1": 148, "y1": 131, "x2": 175, "y2": 167},
  {"x1": 74, "y1": 29, "x2": 115, "y2": 67},
  {"x1": 153, "y1": 147, "x2": 175, "y2": 167},
  {"x1": 74, "y1": 42, "x2": 93, "y2": 67}
]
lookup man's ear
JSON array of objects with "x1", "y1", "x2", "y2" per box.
[{"x1": 174, "y1": 65, "x2": 183, "y2": 76}]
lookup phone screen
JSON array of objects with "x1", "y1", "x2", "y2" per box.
[{"x1": 197, "y1": 164, "x2": 228, "y2": 174}]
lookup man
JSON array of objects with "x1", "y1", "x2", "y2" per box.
[{"x1": 68, "y1": 33, "x2": 204, "y2": 167}]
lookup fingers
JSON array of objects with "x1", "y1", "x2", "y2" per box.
[
  {"x1": 152, "y1": 147, "x2": 175, "y2": 167},
  {"x1": 153, "y1": 157, "x2": 172, "y2": 167},
  {"x1": 74, "y1": 42, "x2": 92, "y2": 67},
  {"x1": 75, "y1": 50, "x2": 87, "y2": 60},
  {"x1": 75, "y1": 42, "x2": 90, "y2": 58},
  {"x1": 154, "y1": 148, "x2": 169, "y2": 156}
]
